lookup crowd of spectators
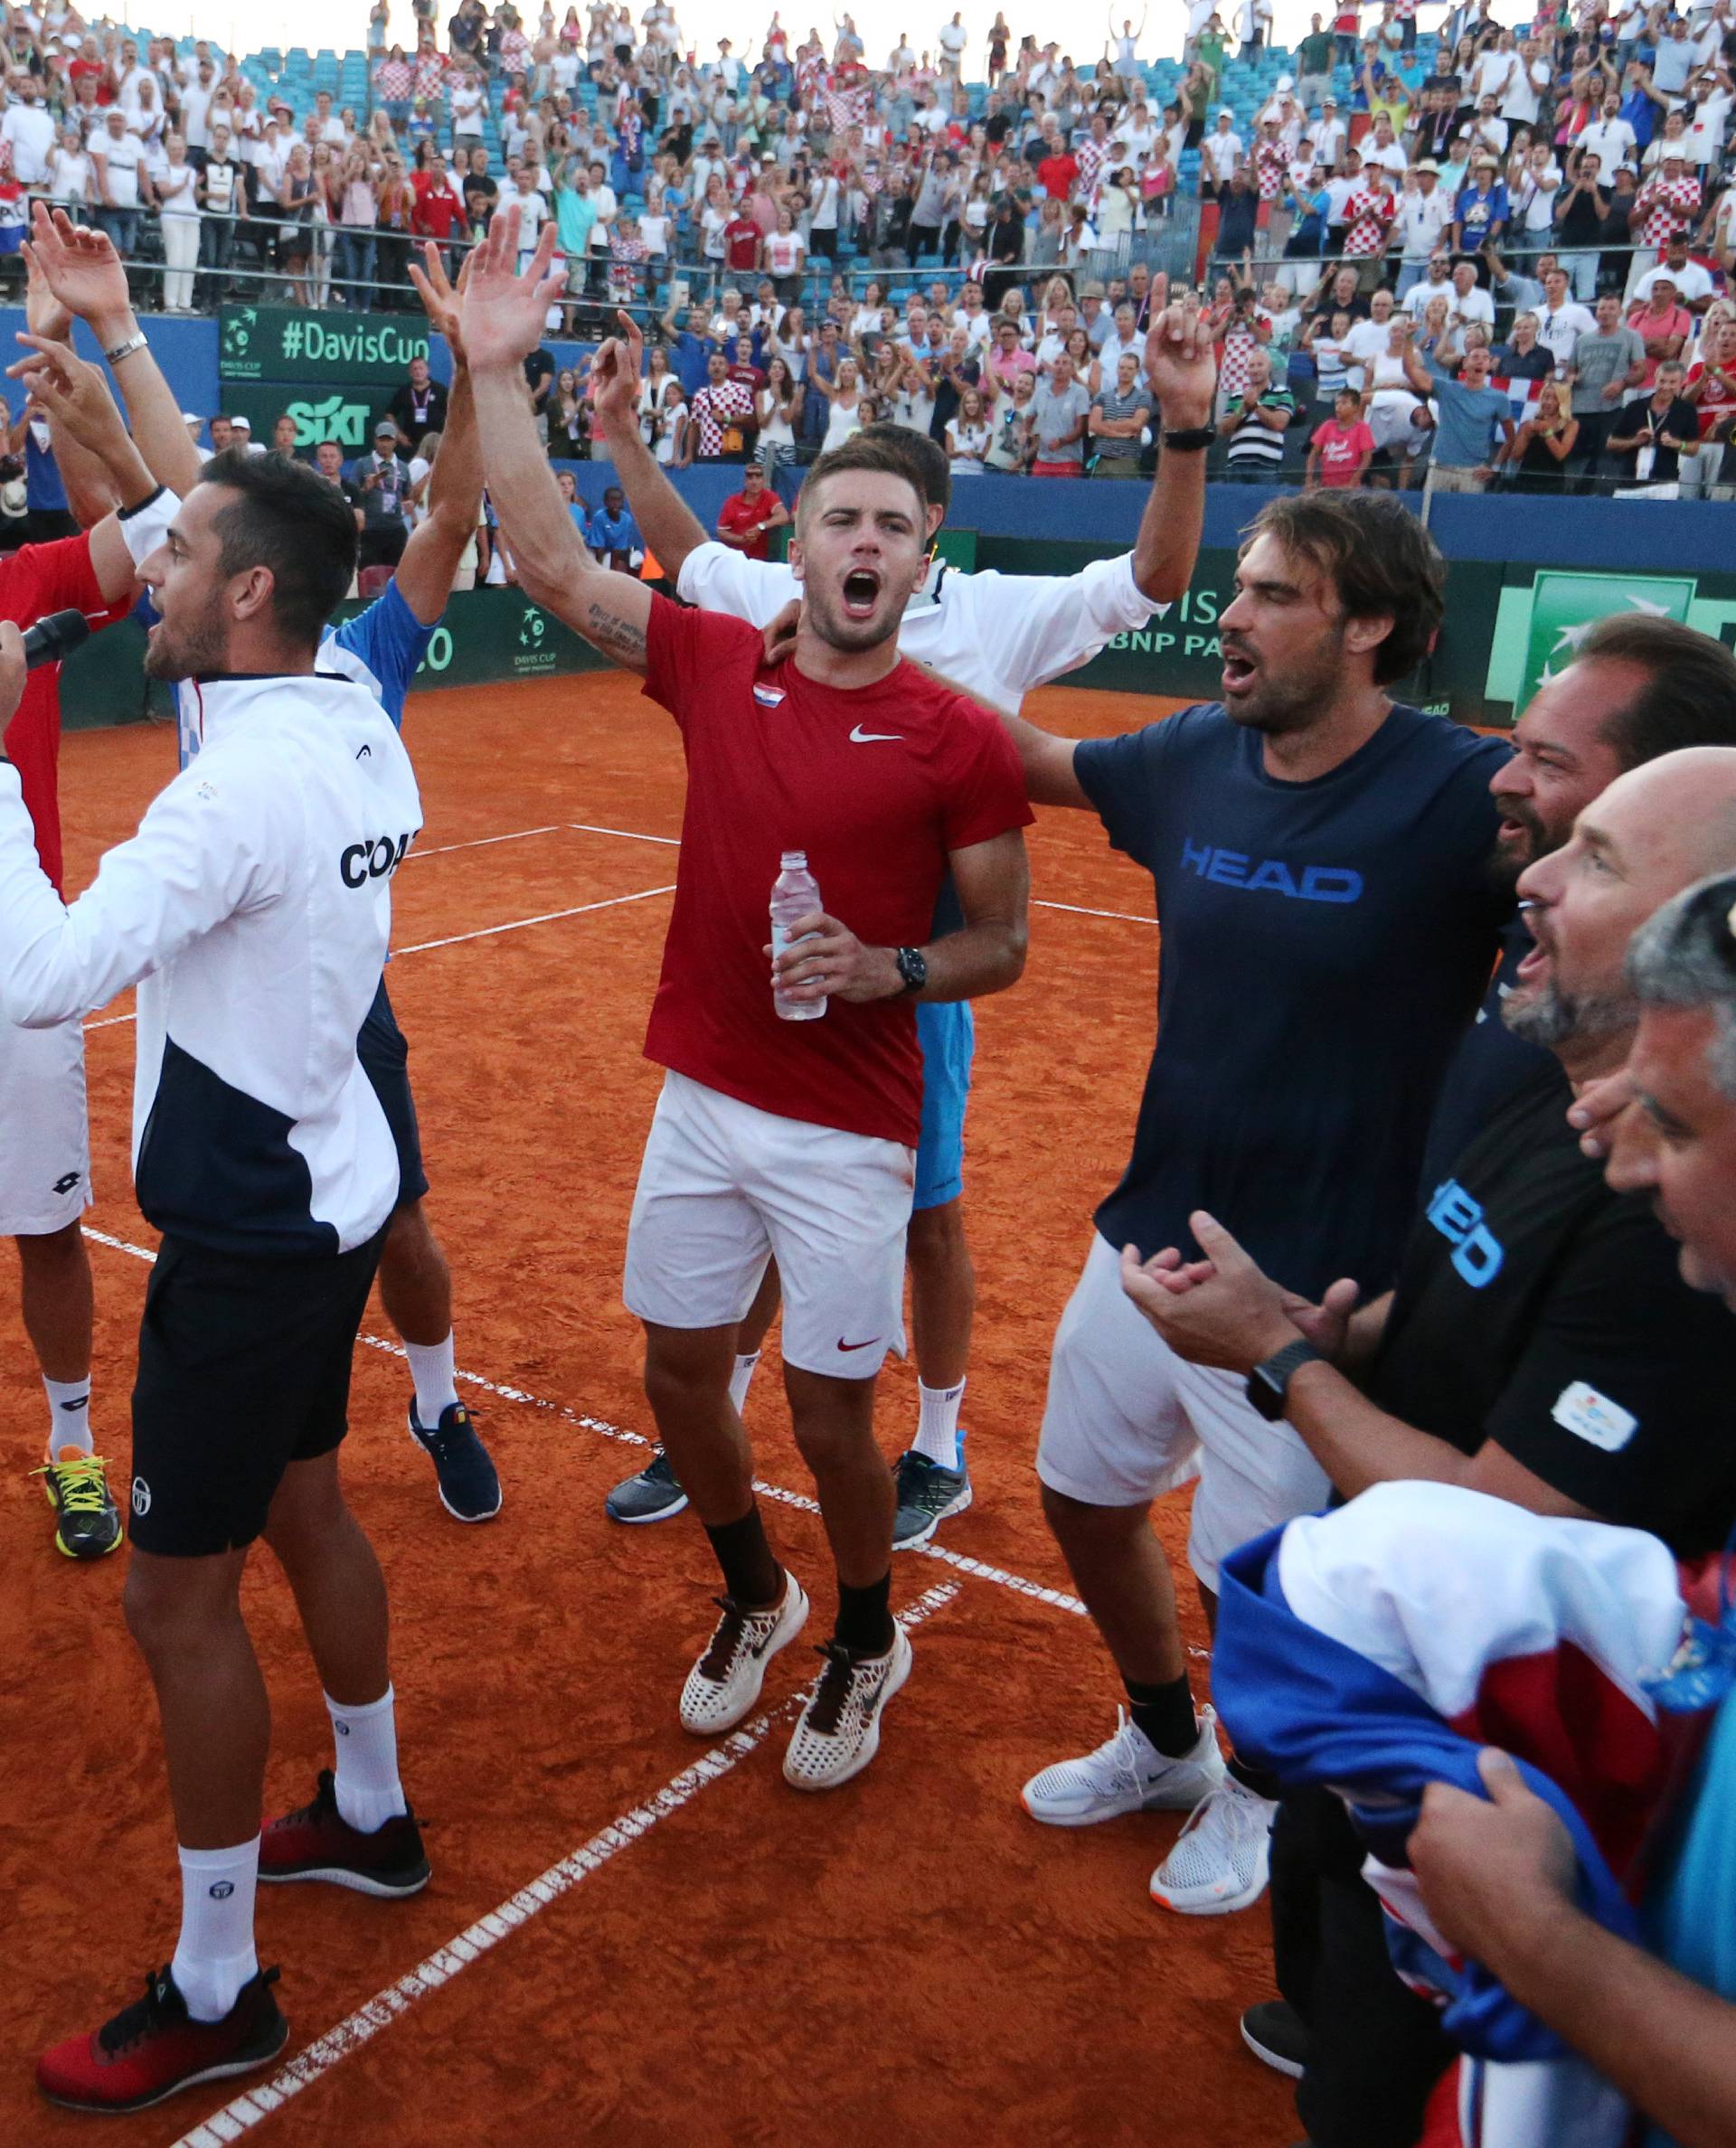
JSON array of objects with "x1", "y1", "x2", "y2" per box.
[{"x1": 4, "y1": 0, "x2": 1731, "y2": 493}]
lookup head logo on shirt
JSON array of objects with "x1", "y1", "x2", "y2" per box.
[{"x1": 1181, "y1": 838, "x2": 1363, "y2": 904}]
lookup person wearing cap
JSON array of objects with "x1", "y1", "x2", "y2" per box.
[
  {"x1": 349, "y1": 421, "x2": 414, "y2": 571},
  {"x1": 1312, "y1": 96, "x2": 1346, "y2": 170},
  {"x1": 1452, "y1": 151, "x2": 1509, "y2": 259},
  {"x1": 1632, "y1": 231, "x2": 1715, "y2": 314},
  {"x1": 1200, "y1": 107, "x2": 1243, "y2": 202},
  {"x1": 1627, "y1": 149, "x2": 1703, "y2": 300},
  {"x1": 1395, "y1": 161, "x2": 1452, "y2": 300}
]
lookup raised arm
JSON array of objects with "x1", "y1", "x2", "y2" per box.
[
  {"x1": 25, "y1": 203, "x2": 203, "y2": 497},
  {"x1": 399, "y1": 243, "x2": 485, "y2": 624},
  {"x1": 462, "y1": 208, "x2": 651, "y2": 672},
  {"x1": 588, "y1": 306, "x2": 709, "y2": 574},
  {"x1": 1132, "y1": 291, "x2": 1213, "y2": 602}
]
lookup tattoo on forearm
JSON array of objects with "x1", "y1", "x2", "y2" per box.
[{"x1": 584, "y1": 599, "x2": 646, "y2": 663}]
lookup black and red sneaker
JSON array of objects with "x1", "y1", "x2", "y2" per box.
[
  {"x1": 260, "y1": 1768, "x2": 430, "y2": 1898},
  {"x1": 38, "y1": 1964, "x2": 288, "y2": 2114}
]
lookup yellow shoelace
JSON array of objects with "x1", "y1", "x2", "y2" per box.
[{"x1": 33, "y1": 1451, "x2": 114, "y2": 1512}]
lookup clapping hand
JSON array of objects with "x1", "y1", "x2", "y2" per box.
[{"x1": 457, "y1": 205, "x2": 563, "y2": 372}]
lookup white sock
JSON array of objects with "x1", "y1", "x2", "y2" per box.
[
  {"x1": 43, "y1": 1374, "x2": 93, "y2": 1458},
  {"x1": 327, "y1": 1685, "x2": 408, "y2": 1833},
  {"x1": 728, "y1": 1352, "x2": 760, "y2": 1417},
  {"x1": 911, "y1": 1380, "x2": 967, "y2": 1471},
  {"x1": 171, "y1": 1838, "x2": 259, "y2": 2022},
  {"x1": 405, "y1": 1334, "x2": 459, "y2": 1427}
]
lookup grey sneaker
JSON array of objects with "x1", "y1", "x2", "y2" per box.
[
  {"x1": 605, "y1": 1446, "x2": 688, "y2": 1524},
  {"x1": 891, "y1": 1449, "x2": 972, "y2": 1550}
]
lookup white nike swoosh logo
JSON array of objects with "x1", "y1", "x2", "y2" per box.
[{"x1": 849, "y1": 725, "x2": 902, "y2": 743}]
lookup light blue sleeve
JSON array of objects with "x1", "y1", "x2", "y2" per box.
[{"x1": 330, "y1": 578, "x2": 437, "y2": 730}]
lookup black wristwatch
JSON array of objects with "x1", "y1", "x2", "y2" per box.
[
  {"x1": 1161, "y1": 422, "x2": 1218, "y2": 451},
  {"x1": 893, "y1": 946, "x2": 928, "y2": 995},
  {"x1": 1246, "y1": 1337, "x2": 1323, "y2": 1422}
]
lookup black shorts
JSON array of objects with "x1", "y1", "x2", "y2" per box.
[
  {"x1": 130, "y1": 1227, "x2": 387, "y2": 1558},
  {"x1": 357, "y1": 975, "x2": 429, "y2": 1207}
]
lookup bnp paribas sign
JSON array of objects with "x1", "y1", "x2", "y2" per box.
[{"x1": 219, "y1": 305, "x2": 431, "y2": 384}]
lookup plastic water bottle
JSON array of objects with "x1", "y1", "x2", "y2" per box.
[{"x1": 771, "y1": 850, "x2": 826, "y2": 1022}]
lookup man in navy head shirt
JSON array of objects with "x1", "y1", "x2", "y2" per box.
[{"x1": 1004, "y1": 491, "x2": 1511, "y2": 1915}]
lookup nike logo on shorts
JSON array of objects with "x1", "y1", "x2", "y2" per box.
[
  {"x1": 849, "y1": 725, "x2": 902, "y2": 743},
  {"x1": 836, "y1": 1336, "x2": 879, "y2": 1352}
]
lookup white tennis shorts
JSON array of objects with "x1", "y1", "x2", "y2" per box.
[
  {"x1": 0, "y1": 1013, "x2": 90, "y2": 1236},
  {"x1": 623, "y1": 1070, "x2": 914, "y2": 1380},
  {"x1": 1035, "y1": 1231, "x2": 1332, "y2": 1588}
]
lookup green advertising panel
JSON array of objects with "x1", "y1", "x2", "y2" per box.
[
  {"x1": 222, "y1": 381, "x2": 394, "y2": 453},
  {"x1": 1514, "y1": 570, "x2": 1696, "y2": 712},
  {"x1": 219, "y1": 305, "x2": 430, "y2": 384}
]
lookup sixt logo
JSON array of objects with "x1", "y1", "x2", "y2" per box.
[
  {"x1": 340, "y1": 833, "x2": 413, "y2": 889},
  {"x1": 289, "y1": 394, "x2": 371, "y2": 448},
  {"x1": 1426, "y1": 1178, "x2": 1505, "y2": 1288},
  {"x1": 1180, "y1": 840, "x2": 1363, "y2": 903}
]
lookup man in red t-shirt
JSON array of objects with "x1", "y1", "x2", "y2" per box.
[
  {"x1": 722, "y1": 210, "x2": 762, "y2": 273},
  {"x1": 465, "y1": 211, "x2": 1032, "y2": 1791},
  {"x1": 715, "y1": 461, "x2": 789, "y2": 561}
]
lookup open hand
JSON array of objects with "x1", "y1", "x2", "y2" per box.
[
  {"x1": 24, "y1": 203, "x2": 132, "y2": 338},
  {"x1": 1118, "y1": 1212, "x2": 1305, "y2": 1374},
  {"x1": 1410, "y1": 1749, "x2": 1579, "y2": 1971},
  {"x1": 407, "y1": 240, "x2": 468, "y2": 361},
  {"x1": 457, "y1": 205, "x2": 563, "y2": 373},
  {"x1": 23, "y1": 248, "x2": 71, "y2": 347}
]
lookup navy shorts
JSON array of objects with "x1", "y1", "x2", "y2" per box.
[
  {"x1": 357, "y1": 975, "x2": 429, "y2": 1208},
  {"x1": 129, "y1": 1226, "x2": 387, "y2": 1557},
  {"x1": 913, "y1": 999, "x2": 975, "y2": 1211}
]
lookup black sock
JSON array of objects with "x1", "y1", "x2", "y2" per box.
[
  {"x1": 833, "y1": 1572, "x2": 894, "y2": 1656},
  {"x1": 1124, "y1": 1673, "x2": 1198, "y2": 1759},
  {"x1": 1228, "y1": 1752, "x2": 1281, "y2": 1802},
  {"x1": 703, "y1": 1503, "x2": 782, "y2": 1608}
]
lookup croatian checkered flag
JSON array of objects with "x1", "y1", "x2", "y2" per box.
[{"x1": 1213, "y1": 1483, "x2": 1715, "y2": 2148}]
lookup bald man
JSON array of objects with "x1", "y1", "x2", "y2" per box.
[{"x1": 1126, "y1": 740, "x2": 1736, "y2": 2148}]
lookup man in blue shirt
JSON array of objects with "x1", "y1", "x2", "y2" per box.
[
  {"x1": 1001, "y1": 489, "x2": 1510, "y2": 1917},
  {"x1": 586, "y1": 484, "x2": 642, "y2": 570},
  {"x1": 1451, "y1": 153, "x2": 1509, "y2": 254},
  {"x1": 1401, "y1": 325, "x2": 1515, "y2": 495},
  {"x1": 1407, "y1": 840, "x2": 1736, "y2": 2148}
]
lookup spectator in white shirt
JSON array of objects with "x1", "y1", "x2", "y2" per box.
[
  {"x1": 2, "y1": 89, "x2": 56, "y2": 186},
  {"x1": 45, "y1": 125, "x2": 93, "y2": 205},
  {"x1": 1534, "y1": 265, "x2": 1599, "y2": 365},
  {"x1": 91, "y1": 108, "x2": 146, "y2": 259},
  {"x1": 1313, "y1": 99, "x2": 1348, "y2": 168},
  {"x1": 1201, "y1": 109, "x2": 1244, "y2": 196}
]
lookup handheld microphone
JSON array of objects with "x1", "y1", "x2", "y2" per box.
[{"x1": 22, "y1": 609, "x2": 91, "y2": 672}]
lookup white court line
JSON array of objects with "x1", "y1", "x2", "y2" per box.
[
  {"x1": 80, "y1": 1227, "x2": 1101, "y2": 1625},
  {"x1": 169, "y1": 1580, "x2": 962, "y2": 2148},
  {"x1": 406, "y1": 825, "x2": 561, "y2": 860},
  {"x1": 568, "y1": 821, "x2": 679, "y2": 846},
  {"x1": 1033, "y1": 899, "x2": 1155, "y2": 926},
  {"x1": 84, "y1": 1011, "x2": 136, "y2": 1032}
]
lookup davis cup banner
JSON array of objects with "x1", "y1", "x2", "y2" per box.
[{"x1": 219, "y1": 305, "x2": 431, "y2": 384}]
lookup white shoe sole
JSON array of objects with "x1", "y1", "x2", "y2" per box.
[
  {"x1": 1240, "y1": 2018, "x2": 1306, "y2": 2080},
  {"x1": 259, "y1": 1863, "x2": 430, "y2": 1898},
  {"x1": 607, "y1": 1490, "x2": 690, "y2": 1524},
  {"x1": 892, "y1": 1480, "x2": 973, "y2": 1550},
  {"x1": 1150, "y1": 1832, "x2": 1273, "y2": 1917},
  {"x1": 408, "y1": 1411, "x2": 502, "y2": 1523},
  {"x1": 783, "y1": 1625, "x2": 912, "y2": 1793},
  {"x1": 680, "y1": 1575, "x2": 809, "y2": 1737}
]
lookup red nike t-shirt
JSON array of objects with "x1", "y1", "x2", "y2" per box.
[
  {"x1": 640, "y1": 595, "x2": 1033, "y2": 1146},
  {"x1": 0, "y1": 533, "x2": 114, "y2": 898}
]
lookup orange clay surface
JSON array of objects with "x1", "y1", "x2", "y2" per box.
[{"x1": 0, "y1": 674, "x2": 1296, "y2": 2148}]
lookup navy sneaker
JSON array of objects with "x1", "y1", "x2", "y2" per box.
[
  {"x1": 605, "y1": 1446, "x2": 689, "y2": 1524},
  {"x1": 407, "y1": 1400, "x2": 501, "y2": 1522},
  {"x1": 891, "y1": 1449, "x2": 972, "y2": 1550}
]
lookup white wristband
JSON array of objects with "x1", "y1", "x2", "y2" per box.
[{"x1": 117, "y1": 485, "x2": 181, "y2": 569}]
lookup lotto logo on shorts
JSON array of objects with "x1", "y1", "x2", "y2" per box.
[
  {"x1": 52, "y1": 1172, "x2": 80, "y2": 1196},
  {"x1": 131, "y1": 1477, "x2": 152, "y2": 1518}
]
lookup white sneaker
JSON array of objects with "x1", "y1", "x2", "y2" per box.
[
  {"x1": 1149, "y1": 1772, "x2": 1278, "y2": 1916},
  {"x1": 1021, "y1": 1706, "x2": 1225, "y2": 1828},
  {"x1": 782, "y1": 1624, "x2": 913, "y2": 1792},
  {"x1": 679, "y1": 1573, "x2": 809, "y2": 1736}
]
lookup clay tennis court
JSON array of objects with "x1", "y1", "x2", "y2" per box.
[{"x1": 0, "y1": 670, "x2": 1295, "y2": 2147}]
